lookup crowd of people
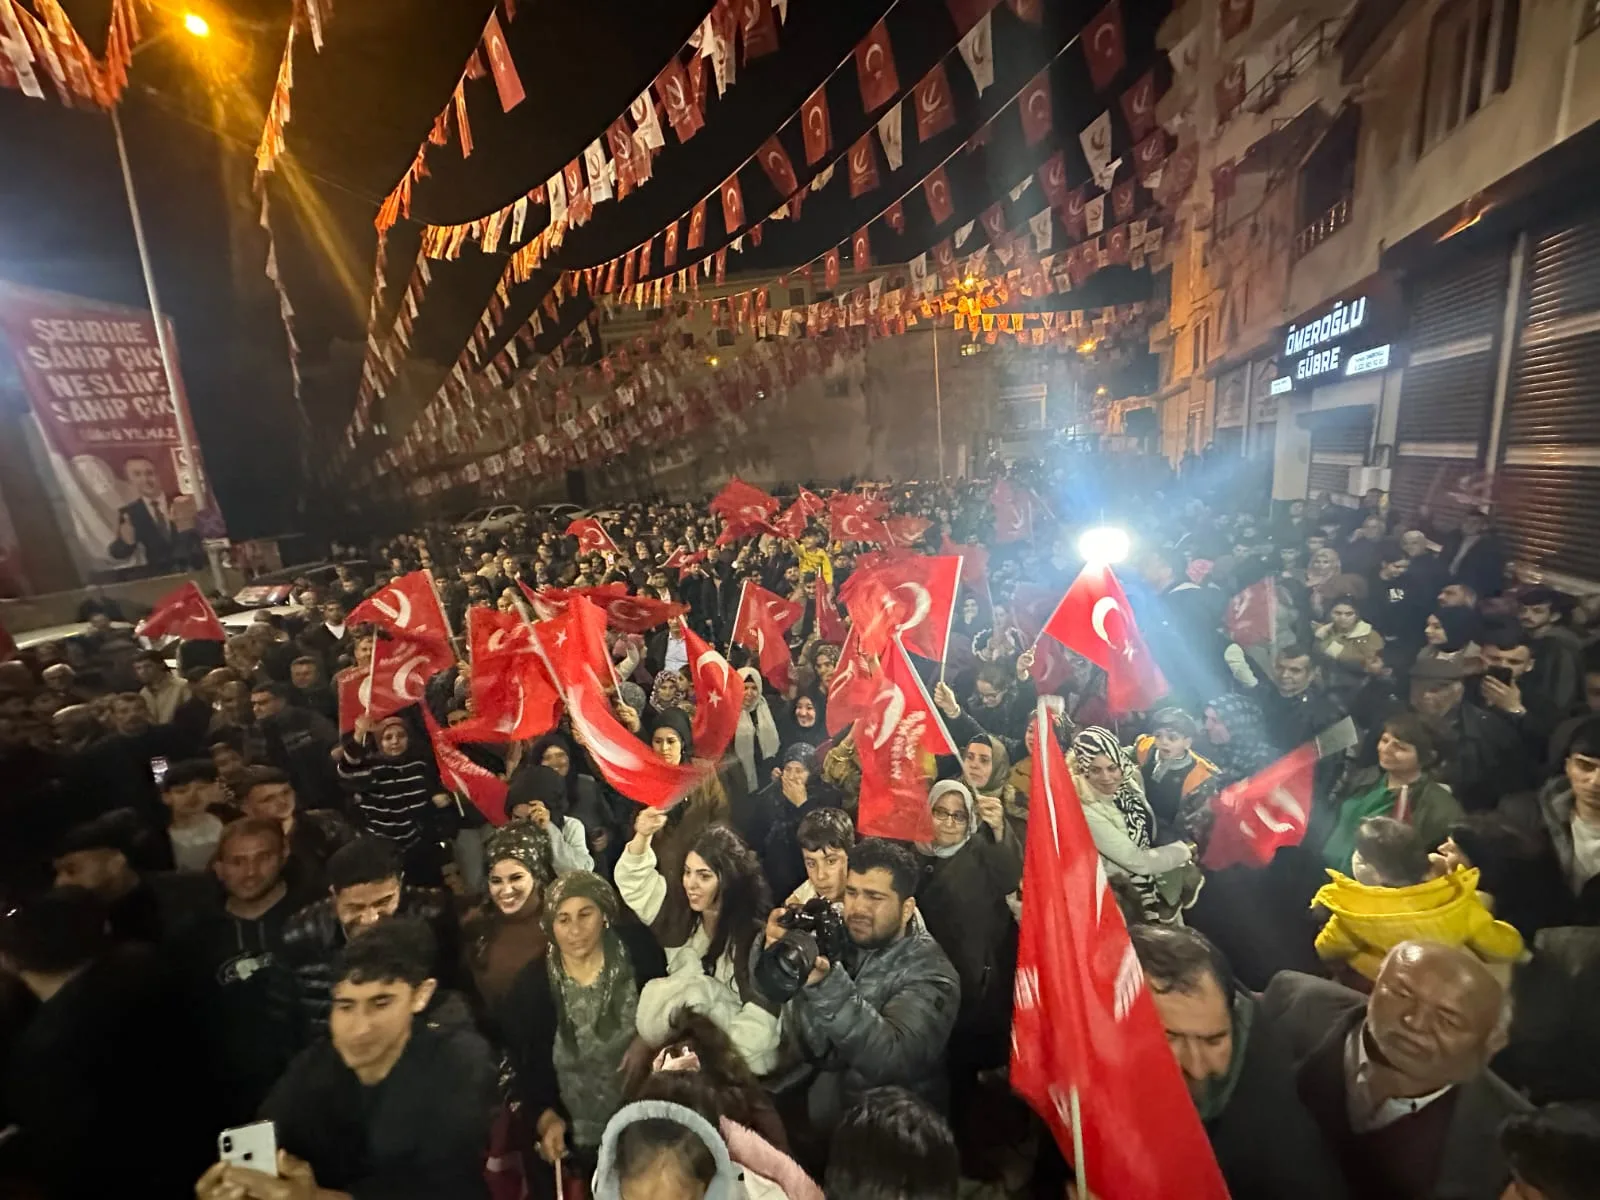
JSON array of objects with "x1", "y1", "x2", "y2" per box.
[{"x1": 2, "y1": 458, "x2": 1600, "y2": 1200}]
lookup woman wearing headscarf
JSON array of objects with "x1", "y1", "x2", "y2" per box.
[
  {"x1": 1415, "y1": 606, "x2": 1482, "y2": 672},
  {"x1": 463, "y1": 822, "x2": 558, "y2": 1014},
  {"x1": 733, "y1": 668, "x2": 780, "y2": 793},
  {"x1": 774, "y1": 694, "x2": 827, "y2": 750},
  {"x1": 503, "y1": 765, "x2": 595, "y2": 874},
  {"x1": 502, "y1": 870, "x2": 667, "y2": 1176},
  {"x1": 731, "y1": 743, "x2": 840, "y2": 904},
  {"x1": 1068, "y1": 727, "x2": 1196, "y2": 923},
  {"x1": 1201, "y1": 694, "x2": 1278, "y2": 785},
  {"x1": 335, "y1": 715, "x2": 452, "y2": 885},
  {"x1": 646, "y1": 667, "x2": 694, "y2": 731},
  {"x1": 1301, "y1": 547, "x2": 1367, "y2": 622},
  {"x1": 514, "y1": 731, "x2": 622, "y2": 869},
  {"x1": 915, "y1": 780, "x2": 1022, "y2": 1073}
]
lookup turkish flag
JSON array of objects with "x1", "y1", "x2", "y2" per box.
[
  {"x1": 914, "y1": 61, "x2": 956, "y2": 141},
  {"x1": 137, "y1": 581, "x2": 226, "y2": 642},
  {"x1": 1041, "y1": 563, "x2": 1167, "y2": 713},
  {"x1": 848, "y1": 135, "x2": 879, "y2": 199},
  {"x1": 721, "y1": 174, "x2": 746, "y2": 232},
  {"x1": 483, "y1": 12, "x2": 525, "y2": 112},
  {"x1": 1013, "y1": 706, "x2": 1230, "y2": 1200},
  {"x1": 462, "y1": 607, "x2": 561, "y2": 741},
  {"x1": 1203, "y1": 741, "x2": 1318, "y2": 870},
  {"x1": 991, "y1": 479, "x2": 1038, "y2": 543},
  {"x1": 885, "y1": 514, "x2": 932, "y2": 547},
  {"x1": 1121, "y1": 69, "x2": 1157, "y2": 139},
  {"x1": 335, "y1": 669, "x2": 367, "y2": 734},
  {"x1": 1219, "y1": 0, "x2": 1254, "y2": 41},
  {"x1": 1082, "y1": 0, "x2": 1126, "y2": 92},
  {"x1": 794, "y1": 487, "x2": 827, "y2": 516},
  {"x1": 770, "y1": 499, "x2": 810, "y2": 539},
  {"x1": 852, "y1": 227, "x2": 873, "y2": 273},
  {"x1": 854, "y1": 19, "x2": 899, "y2": 113},
  {"x1": 1215, "y1": 62, "x2": 1245, "y2": 123},
  {"x1": 688, "y1": 199, "x2": 708, "y2": 250},
  {"x1": 855, "y1": 651, "x2": 939, "y2": 843},
  {"x1": 584, "y1": 588, "x2": 689, "y2": 634},
  {"x1": 1018, "y1": 67, "x2": 1054, "y2": 145},
  {"x1": 710, "y1": 477, "x2": 779, "y2": 524},
  {"x1": 757, "y1": 135, "x2": 798, "y2": 198},
  {"x1": 1225, "y1": 576, "x2": 1278, "y2": 648},
  {"x1": 663, "y1": 547, "x2": 707, "y2": 571},
  {"x1": 815, "y1": 574, "x2": 849, "y2": 644},
  {"x1": 826, "y1": 624, "x2": 874, "y2": 736},
  {"x1": 924, "y1": 166, "x2": 955, "y2": 224},
  {"x1": 363, "y1": 634, "x2": 455, "y2": 722},
  {"x1": 1063, "y1": 185, "x2": 1089, "y2": 239},
  {"x1": 801, "y1": 84, "x2": 831, "y2": 165},
  {"x1": 939, "y1": 534, "x2": 991, "y2": 598},
  {"x1": 738, "y1": 0, "x2": 779, "y2": 59},
  {"x1": 664, "y1": 219, "x2": 681, "y2": 267},
  {"x1": 732, "y1": 581, "x2": 801, "y2": 692},
  {"x1": 683, "y1": 623, "x2": 741, "y2": 762},
  {"x1": 656, "y1": 57, "x2": 704, "y2": 141},
  {"x1": 840, "y1": 554, "x2": 963, "y2": 663},
  {"x1": 529, "y1": 594, "x2": 614, "y2": 691},
  {"x1": 824, "y1": 247, "x2": 841, "y2": 289},
  {"x1": 566, "y1": 516, "x2": 618, "y2": 555},
  {"x1": 348, "y1": 571, "x2": 452, "y2": 652},
  {"x1": 425, "y1": 706, "x2": 510, "y2": 826},
  {"x1": 830, "y1": 503, "x2": 889, "y2": 545}
]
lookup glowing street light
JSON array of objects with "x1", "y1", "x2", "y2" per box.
[
  {"x1": 183, "y1": 12, "x2": 210, "y2": 38},
  {"x1": 1078, "y1": 526, "x2": 1131, "y2": 565}
]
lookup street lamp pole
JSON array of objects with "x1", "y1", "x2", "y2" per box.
[
  {"x1": 109, "y1": 101, "x2": 225, "y2": 592},
  {"x1": 932, "y1": 321, "x2": 945, "y2": 483}
]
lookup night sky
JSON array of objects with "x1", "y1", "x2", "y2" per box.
[{"x1": 0, "y1": 0, "x2": 1172, "y2": 535}]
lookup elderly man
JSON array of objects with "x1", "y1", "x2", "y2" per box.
[
  {"x1": 1263, "y1": 941, "x2": 1528, "y2": 1200},
  {"x1": 1132, "y1": 925, "x2": 1350, "y2": 1199}
]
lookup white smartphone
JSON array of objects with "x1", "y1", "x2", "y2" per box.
[{"x1": 218, "y1": 1121, "x2": 278, "y2": 1176}]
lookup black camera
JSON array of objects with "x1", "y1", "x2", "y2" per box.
[{"x1": 752, "y1": 898, "x2": 856, "y2": 1004}]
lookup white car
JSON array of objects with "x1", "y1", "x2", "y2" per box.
[
  {"x1": 531, "y1": 502, "x2": 588, "y2": 524},
  {"x1": 455, "y1": 505, "x2": 526, "y2": 538}
]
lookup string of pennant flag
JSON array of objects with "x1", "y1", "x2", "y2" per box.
[{"x1": 0, "y1": 0, "x2": 141, "y2": 109}]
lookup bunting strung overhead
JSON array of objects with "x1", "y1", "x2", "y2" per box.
[{"x1": 0, "y1": 0, "x2": 143, "y2": 108}]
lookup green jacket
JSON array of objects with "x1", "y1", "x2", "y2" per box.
[{"x1": 1312, "y1": 764, "x2": 1463, "y2": 868}]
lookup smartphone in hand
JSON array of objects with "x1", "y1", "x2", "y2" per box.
[{"x1": 218, "y1": 1121, "x2": 278, "y2": 1177}]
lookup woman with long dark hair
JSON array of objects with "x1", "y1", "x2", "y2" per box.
[{"x1": 614, "y1": 822, "x2": 779, "y2": 1075}]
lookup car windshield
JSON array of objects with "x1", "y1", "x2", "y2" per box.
[{"x1": 461, "y1": 508, "x2": 490, "y2": 522}]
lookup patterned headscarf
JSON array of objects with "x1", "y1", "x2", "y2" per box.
[
  {"x1": 541, "y1": 871, "x2": 637, "y2": 1048},
  {"x1": 1203, "y1": 694, "x2": 1277, "y2": 782},
  {"x1": 483, "y1": 820, "x2": 557, "y2": 896},
  {"x1": 1070, "y1": 726, "x2": 1152, "y2": 850}
]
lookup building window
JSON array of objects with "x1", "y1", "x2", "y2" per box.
[
  {"x1": 1295, "y1": 105, "x2": 1360, "y2": 259},
  {"x1": 1418, "y1": 0, "x2": 1519, "y2": 155}
]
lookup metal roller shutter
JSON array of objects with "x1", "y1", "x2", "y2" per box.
[
  {"x1": 1308, "y1": 462, "x2": 1351, "y2": 495},
  {"x1": 1390, "y1": 455, "x2": 1480, "y2": 525},
  {"x1": 1498, "y1": 211, "x2": 1600, "y2": 585},
  {"x1": 1394, "y1": 250, "x2": 1509, "y2": 450}
]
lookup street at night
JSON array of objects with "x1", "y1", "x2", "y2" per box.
[{"x1": 2, "y1": 1, "x2": 1599, "y2": 1198}]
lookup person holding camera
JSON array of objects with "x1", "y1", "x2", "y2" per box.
[{"x1": 754, "y1": 838, "x2": 960, "y2": 1134}]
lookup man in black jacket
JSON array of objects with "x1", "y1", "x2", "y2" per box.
[
  {"x1": 1131, "y1": 925, "x2": 1349, "y2": 1199},
  {"x1": 1411, "y1": 657, "x2": 1533, "y2": 810},
  {"x1": 278, "y1": 837, "x2": 458, "y2": 1034},
  {"x1": 1262, "y1": 941, "x2": 1528, "y2": 1200},
  {"x1": 196, "y1": 918, "x2": 497, "y2": 1200},
  {"x1": 251, "y1": 681, "x2": 342, "y2": 810}
]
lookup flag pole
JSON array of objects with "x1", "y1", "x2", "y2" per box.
[
  {"x1": 939, "y1": 554, "x2": 963, "y2": 685},
  {"x1": 422, "y1": 568, "x2": 462, "y2": 658},
  {"x1": 728, "y1": 580, "x2": 749, "y2": 657},
  {"x1": 1069, "y1": 1086, "x2": 1087, "y2": 1200}
]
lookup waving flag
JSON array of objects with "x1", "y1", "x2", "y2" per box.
[
  {"x1": 731, "y1": 581, "x2": 801, "y2": 691},
  {"x1": 1224, "y1": 576, "x2": 1278, "y2": 648},
  {"x1": 585, "y1": 588, "x2": 688, "y2": 634},
  {"x1": 855, "y1": 651, "x2": 938, "y2": 843},
  {"x1": 815, "y1": 574, "x2": 849, "y2": 644},
  {"x1": 991, "y1": 479, "x2": 1052, "y2": 543},
  {"x1": 456, "y1": 607, "x2": 560, "y2": 742},
  {"x1": 136, "y1": 581, "x2": 226, "y2": 642},
  {"x1": 885, "y1": 514, "x2": 933, "y2": 547},
  {"x1": 567, "y1": 516, "x2": 619, "y2": 555},
  {"x1": 840, "y1": 554, "x2": 963, "y2": 663},
  {"x1": 829, "y1": 503, "x2": 891, "y2": 544},
  {"x1": 663, "y1": 547, "x2": 707, "y2": 571},
  {"x1": 794, "y1": 487, "x2": 827, "y2": 517},
  {"x1": 348, "y1": 571, "x2": 452, "y2": 651},
  {"x1": 362, "y1": 634, "x2": 454, "y2": 722},
  {"x1": 335, "y1": 669, "x2": 367, "y2": 734},
  {"x1": 770, "y1": 499, "x2": 811, "y2": 539},
  {"x1": 1203, "y1": 718, "x2": 1357, "y2": 869},
  {"x1": 1042, "y1": 564, "x2": 1166, "y2": 713},
  {"x1": 424, "y1": 706, "x2": 509, "y2": 826},
  {"x1": 529, "y1": 594, "x2": 615, "y2": 688},
  {"x1": 826, "y1": 624, "x2": 875, "y2": 736},
  {"x1": 683, "y1": 623, "x2": 741, "y2": 762},
  {"x1": 709, "y1": 477, "x2": 779, "y2": 525},
  {"x1": 1014, "y1": 704, "x2": 1229, "y2": 1200}
]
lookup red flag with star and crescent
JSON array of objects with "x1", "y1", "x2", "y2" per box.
[
  {"x1": 839, "y1": 555, "x2": 963, "y2": 663},
  {"x1": 566, "y1": 517, "x2": 619, "y2": 556},
  {"x1": 361, "y1": 634, "x2": 455, "y2": 722},
  {"x1": 1041, "y1": 563, "x2": 1166, "y2": 714},
  {"x1": 710, "y1": 477, "x2": 780, "y2": 525},
  {"x1": 683, "y1": 623, "x2": 741, "y2": 762},
  {"x1": 452, "y1": 607, "x2": 561, "y2": 742},
  {"x1": 1013, "y1": 705, "x2": 1229, "y2": 1200},
  {"x1": 731, "y1": 581, "x2": 801, "y2": 692},
  {"x1": 854, "y1": 646, "x2": 942, "y2": 843},
  {"x1": 425, "y1": 706, "x2": 510, "y2": 826},
  {"x1": 348, "y1": 571, "x2": 453, "y2": 652},
  {"x1": 584, "y1": 588, "x2": 688, "y2": 634},
  {"x1": 815, "y1": 574, "x2": 849, "y2": 644},
  {"x1": 137, "y1": 581, "x2": 227, "y2": 642},
  {"x1": 825, "y1": 624, "x2": 874, "y2": 737}
]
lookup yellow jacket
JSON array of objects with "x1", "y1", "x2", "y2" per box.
[{"x1": 1312, "y1": 867, "x2": 1524, "y2": 981}]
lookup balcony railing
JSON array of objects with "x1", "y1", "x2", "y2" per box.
[
  {"x1": 1226, "y1": 19, "x2": 1341, "y2": 128},
  {"x1": 1294, "y1": 193, "x2": 1353, "y2": 259}
]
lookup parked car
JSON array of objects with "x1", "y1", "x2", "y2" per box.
[
  {"x1": 530, "y1": 502, "x2": 587, "y2": 524},
  {"x1": 232, "y1": 559, "x2": 370, "y2": 609}
]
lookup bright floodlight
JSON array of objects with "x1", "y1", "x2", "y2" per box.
[
  {"x1": 1078, "y1": 525, "x2": 1130, "y2": 565},
  {"x1": 183, "y1": 12, "x2": 210, "y2": 37}
]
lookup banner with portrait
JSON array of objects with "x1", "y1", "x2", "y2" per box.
[{"x1": 0, "y1": 285, "x2": 226, "y2": 577}]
